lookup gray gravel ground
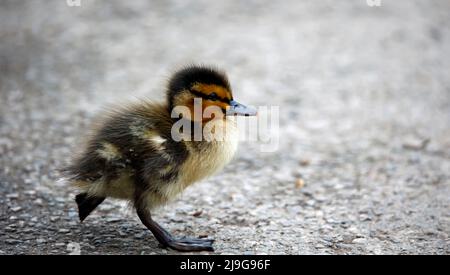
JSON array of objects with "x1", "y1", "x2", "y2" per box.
[{"x1": 1, "y1": 0, "x2": 449, "y2": 255}]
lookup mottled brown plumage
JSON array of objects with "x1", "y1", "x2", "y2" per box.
[{"x1": 64, "y1": 65, "x2": 256, "y2": 252}]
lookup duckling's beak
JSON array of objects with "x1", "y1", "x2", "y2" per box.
[{"x1": 226, "y1": 100, "x2": 257, "y2": 116}]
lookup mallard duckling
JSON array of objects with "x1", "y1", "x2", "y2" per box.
[{"x1": 64, "y1": 65, "x2": 256, "y2": 252}]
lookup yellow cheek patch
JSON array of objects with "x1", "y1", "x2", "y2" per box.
[
  {"x1": 191, "y1": 83, "x2": 232, "y2": 101},
  {"x1": 202, "y1": 101, "x2": 228, "y2": 122}
]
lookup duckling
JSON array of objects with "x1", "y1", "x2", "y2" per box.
[{"x1": 64, "y1": 65, "x2": 256, "y2": 252}]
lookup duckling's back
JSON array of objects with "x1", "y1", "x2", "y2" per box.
[{"x1": 65, "y1": 102, "x2": 187, "y2": 201}]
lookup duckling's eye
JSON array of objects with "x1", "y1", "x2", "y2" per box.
[{"x1": 208, "y1": 92, "x2": 219, "y2": 101}]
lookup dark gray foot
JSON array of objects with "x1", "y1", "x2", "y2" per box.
[
  {"x1": 75, "y1": 193, "x2": 105, "y2": 222},
  {"x1": 166, "y1": 237, "x2": 215, "y2": 252},
  {"x1": 136, "y1": 206, "x2": 215, "y2": 252}
]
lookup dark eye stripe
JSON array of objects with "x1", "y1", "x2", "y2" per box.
[
  {"x1": 191, "y1": 90, "x2": 230, "y2": 104},
  {"x1": 209, "y1": 92, "x2": 218, "y2": 100},
  {"x1": 191, "y1": 90, "x2": 208, "y2": 99}
]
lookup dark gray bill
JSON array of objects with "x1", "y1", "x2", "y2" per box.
[{"x1": 226, "y1": 100, "x2": 257, "y2": 116}]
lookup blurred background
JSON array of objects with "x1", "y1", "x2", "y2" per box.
[{"x1": 0, "y1": 0, "x2": 449, "y2": 254}]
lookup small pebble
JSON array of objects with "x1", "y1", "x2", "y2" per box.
[
  {"x1": 134, "y1": 232, "x2": 145, "y2": 239},
  {"x1": 6, "y1": 239, "x2": 19, "y2": 245},
  {"x1": 33, "y1": 199, "x2": 43, "y2": 206},
  {"x1": 6, "y1": 193, "x2": 19, "y2": 199},
  {"x1": 295, "y1": 178, "x2": 305, "y2": 189},
  {"x1": 106, "y1": 217, "x2": 121, "y2": 223},
  {"x1": 36, "y1": 238, "x2": 47, "y2": 244},
  {"x1": 192, "y1": 210, "x2": 203, "y2": 217},
  {"x1": 299, "y1": 159, "x2": 311, "y2": 166},
  {"x1": 402, "y1": 138, "x2": 430, "y2": 150},
  {"x1": 24, "y1": 190, "x2": 36, "y2": 196},
  {"x1": 10, "y1": 207, "x2": 22, "y2": 212},
  {"x1": 352, "y1": 238, "x2": 367, "y2": 244}
]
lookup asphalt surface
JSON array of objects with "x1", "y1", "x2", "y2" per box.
[{"x1": 1, "y1": 0, "x2": 449, "y2": 254}]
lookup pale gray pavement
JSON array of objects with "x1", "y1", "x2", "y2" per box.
[{"x1": 1, "y1": 0, "x2": 449, "y2": 254}]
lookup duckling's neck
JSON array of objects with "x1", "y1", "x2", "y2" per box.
[{"x1": 173, "y1": 117, "x2": 237, "y2": 143}]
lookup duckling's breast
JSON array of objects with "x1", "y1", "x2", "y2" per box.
[
  {"x1": 178, "y1": 119, "x2": 239, "y2": 187},
  {"x1": 141, "y1": 120, "x2": 238, "y2": 209}
]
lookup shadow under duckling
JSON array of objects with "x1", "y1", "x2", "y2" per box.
[{"x1": 64, "y1": 65, "x2": 257, "y2": 252}]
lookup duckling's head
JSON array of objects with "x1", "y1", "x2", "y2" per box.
[{"x1": 167, "y1": 65, "x2": 256, "y2": 121}]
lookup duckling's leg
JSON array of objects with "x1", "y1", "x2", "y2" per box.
[
  {"x1": 134, "y1": 184, "x2": 214, "y2": 252},
  {"x1": 75, "y1": 193, "x2": 105, "y2": 222},
  {"x1": 135, "y1": 207, "x2": 214, "y2": 252}
]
